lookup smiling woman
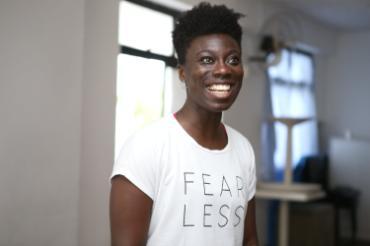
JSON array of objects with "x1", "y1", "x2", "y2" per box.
[
  {"x1": 178, "y1": 34, "x2": 244, "y2": 113},
  {"x1": 110, "y1": 2, "x2": 258, "y2": 246}
]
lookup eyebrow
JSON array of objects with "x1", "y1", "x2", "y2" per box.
[{"x1": 195, "y1": 49, "x2": 241, "y2": 56}]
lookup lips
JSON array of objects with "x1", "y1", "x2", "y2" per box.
[{"x1": 206, "y1": 83, "x2": 233, "y2": 98}]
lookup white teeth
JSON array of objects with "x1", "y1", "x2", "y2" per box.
[
  {"x1": 208, "y1": 84, "x2": 231, "y2": 91},
  {"x1": 210, "y1": 90, "x2": 229, "y2": 97}
]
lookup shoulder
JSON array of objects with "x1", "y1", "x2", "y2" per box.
[
  {"x1": 225, "y1": 124, "x2": 254, "y2": 153},
  {"x1": 112, "y1": 117, "x2": 174, "y2": 199},
  {"x1": 225, "y1": 125, "x2": 257, "y2": 199},
  {"x1": 224, "y1": 124, "x2": 255, "y2": 164},
  {"x1": 113, "y1": 116, "x2": 173, "y2": 179},
  {"x1": 124, "y1": 116, "x2": 172, "y2": 148}
]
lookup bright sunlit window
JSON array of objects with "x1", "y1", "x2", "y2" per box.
[
  {"x1": 115, "y1": 0, "x2": 179, "y2": 159},
  {"x1": 268, "y1": 49, "x2": 318, "y2": 169},
  {"x1": 119, "y1": 1, "x2": 174, "y2": 56}
]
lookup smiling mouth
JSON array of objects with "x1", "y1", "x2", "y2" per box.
[{"x1": 207, "y1": 83, "x2": 232, "y2": 98}]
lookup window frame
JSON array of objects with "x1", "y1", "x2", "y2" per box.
[
  {"x1": 267, "y1": 47, "x2": 318, "y2": 169},
  {"x1": 120, "y1": 0, "x2": 180, "y2": 68}
]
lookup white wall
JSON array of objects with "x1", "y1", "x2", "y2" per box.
[
  {"x1": 0, "y1": 0, "x2": 119, "y2": 245},
  {"x1": 323, "y1": 31, "x2": 370, "y2": 241},
  {"x1": 78, "y1": 0, "x2": 118, "y2": 245},
  {"x1": 0, "y1": 0, "x2": 85, "y2": 245},
  {"x1": 323, "y1": 31, "x2": 370, "y2": 142},
  {"x1": 329, "y1": 137, "x2": 370, "y2": 240}
]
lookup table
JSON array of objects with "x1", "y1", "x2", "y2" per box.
[
  {"x1": 256, "y1": 182, "x2": 325, "y2": 246},
  {"x1": 261, "y1": 117, "x2": 321, "y2": 246}
]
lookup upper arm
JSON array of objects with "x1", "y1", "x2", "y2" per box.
[
  {"x1": 243, "y1": 197, "x2": 259, "y2": 246},
  {"x1": 110, "y1": 175, "x2": 153, "y2": 246}
]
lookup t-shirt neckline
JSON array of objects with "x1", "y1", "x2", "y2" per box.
[{"x1": 171, "y1": 114, "x2": 230, "y2": 153}]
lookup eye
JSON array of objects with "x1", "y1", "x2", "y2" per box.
[
  {"x1": 227, "y1": 56, "x2": 241, "y2": 66},
  {"x1": 200, "y1": 56, "x2": 214, "y2": 64}
]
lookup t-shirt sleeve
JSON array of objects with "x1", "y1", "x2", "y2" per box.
[
  {"x1": 246, "y1": 141, "x2": 257, "y2": 201},
  {"x1": 110, "y1": 132, "x2": 157, "y2": 200}
]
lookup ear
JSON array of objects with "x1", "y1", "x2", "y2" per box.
[{"x1": 178, "y1": 65, "x2": 185, "y2": 82}]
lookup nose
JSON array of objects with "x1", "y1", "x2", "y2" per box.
[{"x1": 213, "y1": 61, "x2": 231, "y2": 78}]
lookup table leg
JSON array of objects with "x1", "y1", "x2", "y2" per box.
[{"x1": 279, "y1": 201, "x2": 289, "y2": 246}]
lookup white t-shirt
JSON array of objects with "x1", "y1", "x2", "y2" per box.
[{"x1": 111, "y1": 115, "x2": 256, "y2": 246}]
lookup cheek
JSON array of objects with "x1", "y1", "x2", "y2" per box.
[
  {"x1": 235, "y1": 66, "x2": 244, "y2": 79},
  {"x1": 189, "y1": 67, "x2": 209, "y2": 83}
]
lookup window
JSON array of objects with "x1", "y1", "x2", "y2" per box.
[
  {"x1": 115, "y1": 0, "x2": 180, "y2": 158},
  {"x1": 268, "y1": 49, "x2": 318, "y2": 169}
]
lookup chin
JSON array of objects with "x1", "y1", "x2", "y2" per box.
[
  {"x1": 208, "y1": 102, "x2": 234, "y2": 112},
  {"x1": 204, "y1": 91, "x2": 240, "y2": 113}
]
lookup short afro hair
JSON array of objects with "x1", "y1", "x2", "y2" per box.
[{"x1": 172, "y1": 2, "x2": 244, "y2": 65}]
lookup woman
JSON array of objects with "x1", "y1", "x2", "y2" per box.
[{"x1": 110, "y1": 2, "x2": 258, "y2": 246}]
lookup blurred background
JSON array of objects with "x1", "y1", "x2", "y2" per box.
[{"x1": 0, "y1": 0, "x2": 369, "y2": 245}]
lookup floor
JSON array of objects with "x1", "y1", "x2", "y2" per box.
[{"x1": 339, "y1": 239, "x2": 370, "y2": 246}]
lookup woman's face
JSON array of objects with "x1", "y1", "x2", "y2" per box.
[{"x1": 179, "y1": 33, "x2": 244, "y2": 113}]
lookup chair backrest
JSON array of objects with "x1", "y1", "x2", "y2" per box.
[{"x1": 300, "y1": 155, "x2": 329, "y2": 191}]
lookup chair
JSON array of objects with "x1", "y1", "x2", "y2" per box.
[
  {"x1": 295, "y1": 155, "x2": 360, "y2": 245},
  {"x1": 329, "y1": 186, "x2": 360, "y2": 245}
]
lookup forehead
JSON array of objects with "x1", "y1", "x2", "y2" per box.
[{"x1": 186, "y1": 34, "x2": 241, "y2": 56}]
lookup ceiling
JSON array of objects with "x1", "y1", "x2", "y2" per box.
[{"x1": 263, "y1": 0, "x2": 370, "y2": 31}]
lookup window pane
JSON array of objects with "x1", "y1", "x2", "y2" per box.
[
  {"x1": 115, "y1": 54, "x2": 165, "y2": 159},
  {"x1": 268, "y1": 49, "x2": 318, "y2": 169},
  {"x1": 268, "y1": 49, "x2": 313, "y2": 84},
  {"x1": 119, "y1": 1, "x2": 174, "y2": 56}
]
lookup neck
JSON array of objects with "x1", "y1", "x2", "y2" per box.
[
  {"x1": 175, "y1": 103, "x2": 224, "y2": 142},
  {"x1": 174, "y1": 99, "x2": 229, "y2": 150}
]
